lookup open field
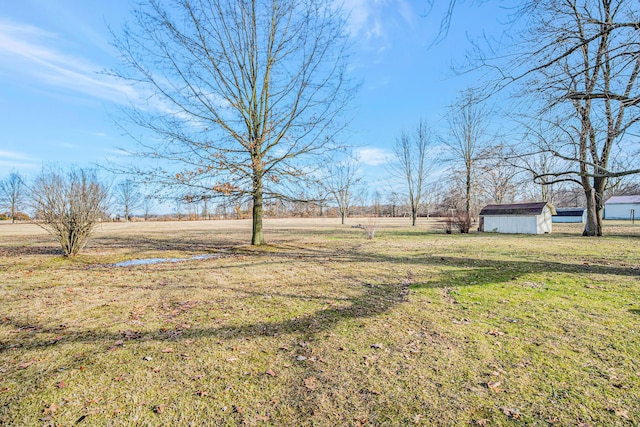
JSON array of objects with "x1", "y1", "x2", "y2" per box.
[{"x1": 1, "y1": 218, "x2": 639, "y2": 426}]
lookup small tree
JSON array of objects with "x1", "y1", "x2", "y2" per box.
[
  {"x1": 325, "y1": 154, "x2": 362, "y2": 225},
  {"x1": 445, "y1": 90, "x2": 492, "y2": 232},
  {"x1": 114, "y1": 179, "x2": 142, "y2": 221},
  {"x1": 0, "y1": 172, "x2": 26, "y2": 223},
  {"x1": 31, "y1": 168, "x2": 109, "y2": 257},
  {"x1": 390, "y1": 119, "x2": 436, "y2": 226}
]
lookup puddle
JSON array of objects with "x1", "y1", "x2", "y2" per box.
[{"x1": 112, "y1": 254, "x2": 217, "y2": 267}]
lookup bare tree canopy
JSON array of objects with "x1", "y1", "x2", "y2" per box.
[
  {"x1": 390, "y1": 119, "x2": 436, "y2": 226},
  {"x1": 114, "y1": 179, "x2": 142, "y2": 221},
  {"x1": 511, "y1": 0, "x2": 640, "y2": 236},
  {"x1": 112, "y1": 0, "x2": 354, "y2": 245},
  {"x1": 445, "y1": 90, "x2": 492, "y2": 232},
  {"x1": 453, "y1": 0, "x2": 639, "y2": 236},
  {"x1": 31, "y1": 168, "x2": 109, "y2": 257},
  {"x1": 0, "y1": 172, "x2": 26, "y2": 223},
  {"x1": 324, "y1": 153, "x2": 361, "y2": 225}
]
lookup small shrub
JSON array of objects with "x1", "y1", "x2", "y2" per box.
[
  {"x1": 31, "y1": 167, "x2": 108, "y2": 257},
  {"x1": 454, "y1": 211, "x2": 474, "y2": 234}
]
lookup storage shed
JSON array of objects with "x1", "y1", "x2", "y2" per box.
[
  {"x1": 603, "y1": 195, "x2": 640, "y2": 220},
  {"x1": 479, "y1": 202, "x2": 556, "y2": 234},
  {"x1": 552, "y1": 207, "x2": 586, "y2": 223}
]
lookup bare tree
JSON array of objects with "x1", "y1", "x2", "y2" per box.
[
  {"x1": 515, "y1": 0, "x2": 640, "y2": 236},
  {"x1": 325, "y1": 154, "x2": 361, "y2": 225},
  {"x1": 445, "y1": 90, "x2": 492, "y2": 232},
  {"x1": 31, "y1": 168, "x2": 109, "y2": 257},
  {"x1": 114, "y1": 179, "x2": 142, "y2": 221},
  {"x1": 478, "y1": 144, "x2": 524, "y2": 205},
  {"x1": 142, "y1": 193, "x2": 154, "y2": 220},
  {"x1": 0, "y1": 172, "x2": 26, "y2": 223},
  {"x1": 390, "y1": 119, "x2": 436, "y2": 226},
  {"x1": 457, "y1": 0, "x2": 640, "y2": 235},
  {"x1": 112, "y1": 0, "x2": 354, "y2": 245}
]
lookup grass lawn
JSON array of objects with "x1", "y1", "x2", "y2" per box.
[{"x1": 1, "y1": 218, "x2": 639, "y2": 426}]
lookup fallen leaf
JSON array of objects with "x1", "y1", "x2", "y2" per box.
[
  {"x1": 161, "y1": 348, "x2": 174, "y2": 353},
  {"x1": 18, "y1": 359, "x2": 37, "y2": 369},
  {"x1": 304, "y1": 377, "x2": 318, "y2": 390},
  {"x1": 488, "y1": 329, "x2": 505, "y2": 336},
  {"x1": 474, "y1": 419, "x2": 489, "y2": 426},
  {"x1": 500, "y1": 406, "x2": 521, "y2": 419},
  {"x1": 56, "y1": 381, "x2": 67, "y2": 388},
  {"x1": 108, "y1": 340, "x2": 124, "y2": 351},
  {"x1": 255, "y1": 414, "x2": 270, "y2": 422},
  {"x1": 487, "y1": 381, "x2": 502, "y2": 392},
  {"x1": 43, "y1": 402, "x2": 60, "y2": 416},
  {"x1": 153, "y1": 404, "x2": 165, "y2": 414},
  {"x1": 266, "y1": 369, "x2": 277, "y2": 377},
  {"x1": 195, "y1": 390, "x2": 208, "y2": 397}
]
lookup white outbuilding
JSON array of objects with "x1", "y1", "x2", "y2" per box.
[
  {"x1": 479, "y1": 202, "x2": 556, "y2": 235},
  {"x1": 604, "y1": 195, "x2": 640, "y2": 220},
  {"x1": 552, "y1": 207, "x2": 586, "y2": 223}
]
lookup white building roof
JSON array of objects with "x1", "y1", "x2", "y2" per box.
[{"x1": 605, "y1": 195, "x2": 640, "y2": 204}]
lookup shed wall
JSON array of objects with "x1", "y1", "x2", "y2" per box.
[
  {"x1": 604, "y1": 203, "x2": 640, "y2": 220},
  {"x1": 537, "y1": 208, "x2": 553, "y2": 233},
  {"x1": 483, "y1": 216, "x2": 538, "y2": 234}
]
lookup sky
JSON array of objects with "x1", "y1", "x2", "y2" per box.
[{"x1": 0, "y1": 0, "x2": 511, "y2": 195}]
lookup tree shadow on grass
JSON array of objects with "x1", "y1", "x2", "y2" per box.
[
  {"x1": 0, "y1": 280, "x2": 409, "y2": 354},
  {"x1": 2, "y1": 241, "x2": 638, "y2": 354}
]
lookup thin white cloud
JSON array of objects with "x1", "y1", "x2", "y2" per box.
[
  {"x1": 0, "y1": 19, "x2": 135, "y2": 104},
  {"x1": 356, "y1": 147, "x2": 391, "y2": 166},
  {"x1": 0, "y1": 150, "x2": 38, "y2": 174},
  {"x1": 338, "y1": 0, "x2": 415, "y2": 48},
  {"x1": 0, "y1": 150, "x2": 33, "y2": 161}
]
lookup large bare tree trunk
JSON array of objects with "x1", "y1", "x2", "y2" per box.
[
  {"x1": 582, "y1": 181, "x2": 598, "y2": 237},
  {"x1": 252, "y1": 175, "x2": 265, "y2": 246}
]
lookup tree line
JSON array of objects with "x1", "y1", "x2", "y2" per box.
[{"x1": 2, "y1": 0, "x2": 639, "y2": 249}]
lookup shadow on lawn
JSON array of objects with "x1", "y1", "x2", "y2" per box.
[
  {"x1": 1, "y1": 243, "x2": 638, "y2": 355},
  {"x1": 0, "y1": 279, "x2": 409, "y2": 354}
]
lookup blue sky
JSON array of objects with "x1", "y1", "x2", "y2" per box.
[{"x1": 0, "y1": 0, "x2": 510, "y2": 188}]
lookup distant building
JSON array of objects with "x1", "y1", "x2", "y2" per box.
[
  {"x1": 604, "y1": 195, "x2": 640, "y2": 220},
  {"x1": 479, "y1": 202, "x2": 555, "y2": 235},
  {"x1": 552, "y1": 207, "x2": 586, "y2": 223}
]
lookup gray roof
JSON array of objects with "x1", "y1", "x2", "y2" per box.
[
  {"x1": 554, "y1": 207, "x2": 586, "y2": 216},
  {"x1": 479, "y1": 202, "x2": 556, "y2": 216},
  {"x1": 605, "y1": 195, "x2": 640, "y2": 204}
]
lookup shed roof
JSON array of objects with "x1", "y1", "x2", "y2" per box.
[
  {"x1": 479, "y1": 202, "x2": 556, "y2": 216},
  {"x1": 605, "y1": 195, "x2": 640, "y2": 204},
  {"x1": 554, "y1": 207, "x2": 586, "y2": 217}
]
